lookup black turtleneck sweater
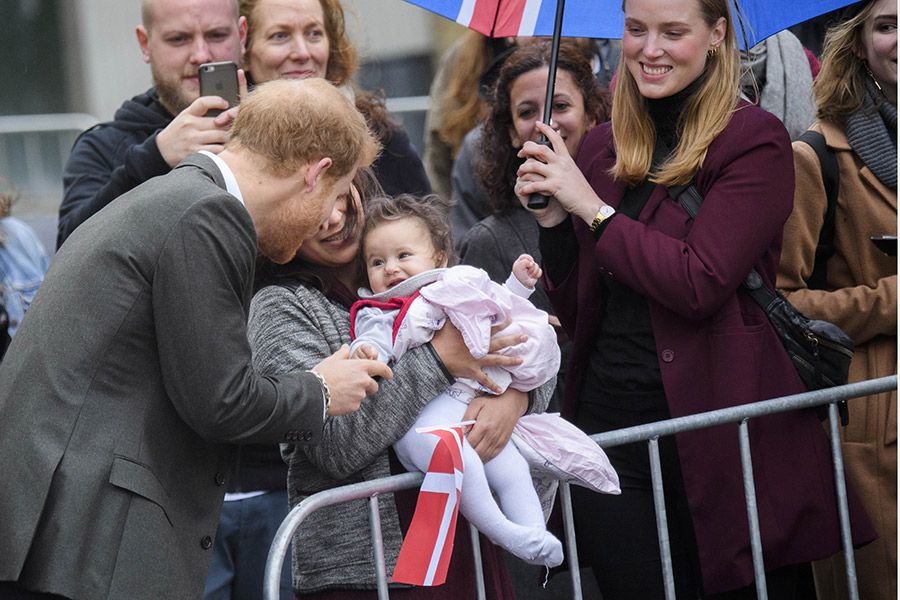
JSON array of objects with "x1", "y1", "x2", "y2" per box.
[{"x1": 541, "y1": 77, "x2": 703, "y2": 412}]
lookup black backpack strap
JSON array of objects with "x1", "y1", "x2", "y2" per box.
[{"x1": 797, "y1": 130, "x2": 840, "y2": 290}]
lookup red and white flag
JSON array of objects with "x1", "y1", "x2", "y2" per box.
[{"x1": 392, "y1": 425, "x2": 465, "y2": 586}]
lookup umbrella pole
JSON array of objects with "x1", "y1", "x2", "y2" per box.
[{"x1": 527, "y1": 0, "x2": 567, "y2": 210}]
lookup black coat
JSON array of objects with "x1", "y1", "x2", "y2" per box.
[{"x1": 59, "y1": 88, "x2": 173, "y2": 249}]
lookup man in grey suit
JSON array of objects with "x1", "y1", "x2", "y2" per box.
[{"x1": 0, "y1": 78, "x2": 391, "y2": 600}]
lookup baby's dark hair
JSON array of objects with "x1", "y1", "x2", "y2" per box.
[{"x1": 361, "y1": 193, "x2": 457, "y2": 266}]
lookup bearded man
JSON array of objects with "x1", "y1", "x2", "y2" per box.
[{"x1": 57, "y1": 0, "x2": 247, "y2": 249}]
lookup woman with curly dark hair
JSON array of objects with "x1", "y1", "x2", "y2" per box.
[{"x1": 457, "y1": 40, "x2": 610, "y2": 318}]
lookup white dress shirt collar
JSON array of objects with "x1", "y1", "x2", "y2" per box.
[{"x1": 199, "y1": 150, "x2": 244, "y2": 205}]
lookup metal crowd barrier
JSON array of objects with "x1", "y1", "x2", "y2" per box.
[
  {"x1": 264, "y1": 375, "x2": 897, "y2": 600},
  {"x1": 0, "y1": 113, "x2": 98, "y2": 191}
]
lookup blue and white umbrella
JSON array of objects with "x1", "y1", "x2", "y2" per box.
[{"x1": 404, "y1": 0, "x2": 858, "y2": 49}]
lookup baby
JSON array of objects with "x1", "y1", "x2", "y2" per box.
[{"x1": 349, "y1": 193, "x2": 564, "y2": 568}]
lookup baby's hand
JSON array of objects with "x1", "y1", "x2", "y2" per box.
[
  {"x1": 512, "y1": 253, "x2": 542, "y2": 289},
  {"x1": 351, "y1": 344, "x2": 379, "y2": 361}
]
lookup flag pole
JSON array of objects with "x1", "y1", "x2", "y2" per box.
[{"x1": 527, "y1": 0, "x2": 567, "y2": 210}]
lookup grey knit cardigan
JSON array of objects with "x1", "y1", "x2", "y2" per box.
[{"x1": 248, "y1": 281, "x2": 553, "y2": 593}]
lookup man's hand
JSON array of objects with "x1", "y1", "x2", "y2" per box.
[
  {"x1": 313, "y1": 345, "x2": 392, "y2": 416},
  {"x1": 463, "y1": 388, "x2": 529, "y2": 461},
  {"x1": 430, "y1": 320, "x2": 525, "y2": 393},
  {"x1": 156, "y1": 96, "x2": 233, "y2": 167}
]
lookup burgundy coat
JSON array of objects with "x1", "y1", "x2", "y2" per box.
[{"x1": 546, "y1": 103, "x2": 875, "y2": 594}]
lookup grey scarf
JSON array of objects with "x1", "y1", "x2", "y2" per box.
[
  {"x1": 740, "y1": 31, "x2": 816, "y2": 140},
  {"x1": 846, "y1": 77, "x2": 898, "y2": 190}
]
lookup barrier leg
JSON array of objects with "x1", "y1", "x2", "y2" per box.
[
  {"x1": 738, "y1": 419, "x2": 768, "y2": 600},
  {"x1": 649, "y1": 437, "x2": 677, "y2": 600},
  {"x1": 264, "y1": 506, "x2": 297, "y2": 600},
  {"x1": 368, "y1": 495, "x2": 390, "y2": 599},
  {"x1": 828, "y1": 402, "x2": 860, "y2": 600},
  {"x1": 559, "y1": 482, "x2": 583, "y2": 600},
  {"x1": 469, "y1": 523, "x2": 487, "y2": 600}
]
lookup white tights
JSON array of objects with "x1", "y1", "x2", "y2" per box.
[{"x1": 393, "y1": 391, "x2": 563, "y2": 567}]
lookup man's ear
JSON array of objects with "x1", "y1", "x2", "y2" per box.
[
  {"x1": 238, "y1": 16, "x2": 248, "y2": 56},
  {"x1": 136, "y1": 26, "x2": 151, "y2": 63},
  {"x1": 305, "y1": 157, "x2": 333, "y2": 191}
]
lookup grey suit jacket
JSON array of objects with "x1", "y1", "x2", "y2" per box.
[{"x1": 0, "y1": 154, "x2": 324, "y2": 600}]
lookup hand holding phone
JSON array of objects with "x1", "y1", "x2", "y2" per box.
[{"x1": 199, "y1": 61, "x2": 239, "y2": 117}]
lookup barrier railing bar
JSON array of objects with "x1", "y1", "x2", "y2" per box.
[
  {"x1": 593, "y1": 377, "x2": 895, "y2": 449},
  {"x1": 384, "y1": 95, "x2": 430, "y2": 115},
  {"x1": 264, "y1": 472, "x2": 422, "y2": 599},
  {"x1": 648, "y1": 437, "x2": 677, "y2": 600},
  {"x1": 368, "y1": 495, "x2": 390, "y2": 600},
  {"x1": 0, "y1": 113, "x2": 98, "y2": 134},
  {"x1": 264, "y1": 376, "x2": 896, "y2": 599},
  {"x1": 828, "y1": 401, "x2": 860, "y2": 600},
  {"x1": 469, "y1": 524, "x2": 487, "y2": 600},
  {"x1": 559, "y1": 482, "x2": 583, "y2": 600},
  {"x1": 738, "y1": 419, "x2": 768, "y2": 600}
]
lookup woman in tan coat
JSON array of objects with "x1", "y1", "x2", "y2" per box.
[{"x1": 777, "y1": 1, "x2": 897, "y2": 598}]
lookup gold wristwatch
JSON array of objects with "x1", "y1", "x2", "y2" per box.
[{"x1": 588, "y1": 204, "x2": 616, "y2": 234}]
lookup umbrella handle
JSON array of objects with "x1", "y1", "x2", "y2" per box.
[
  {"x1": 526, "y1": 138, "x2": 553, "y2": 210},
  {"x1": 527, "y1": 0, "x2": 566, "y2": 211}
]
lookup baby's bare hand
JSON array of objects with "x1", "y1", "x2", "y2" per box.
[
  {"x1": 351, "y1": 344, "x2": 379, "y2": 361},
  {"x1": 512, "y1": 254, "x2": 541, "y2": 288}
]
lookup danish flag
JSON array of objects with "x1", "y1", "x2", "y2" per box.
[{"x1": 392, "y1": 426, "x2": 465, "y2": 586}]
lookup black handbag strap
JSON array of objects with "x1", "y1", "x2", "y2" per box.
[
  {"x1": 668, "y1": 182, "x2": 850, "y2": 423},
  {"x1": 666, "y1": 184, "x2": 775, "y2": 309}
]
